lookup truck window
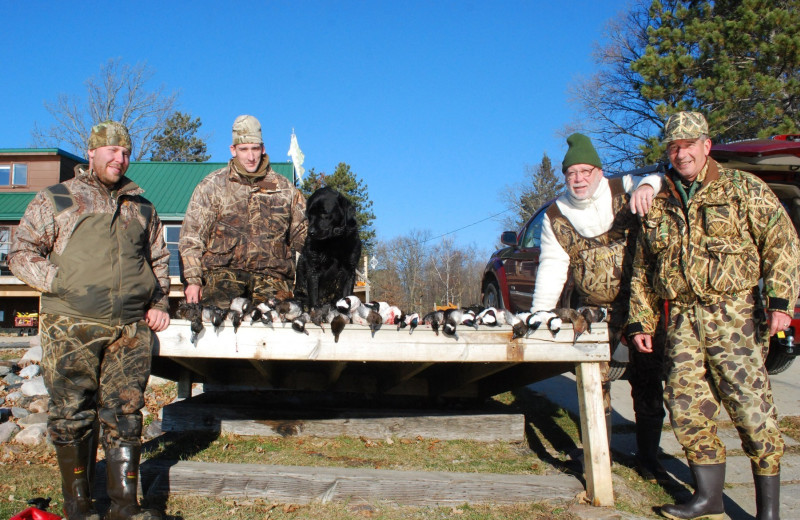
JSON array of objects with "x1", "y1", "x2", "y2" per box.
[{"x1": 521, "y1": 210, "x2": 546, "y2": 248}]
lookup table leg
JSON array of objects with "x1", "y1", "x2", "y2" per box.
[{"x1": 575, "y1": 361, "x2": 614, "y2": 506}]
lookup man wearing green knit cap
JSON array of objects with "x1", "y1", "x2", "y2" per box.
[{"x1": 530, "y1": 132, "x2": 667, "y2": 480}]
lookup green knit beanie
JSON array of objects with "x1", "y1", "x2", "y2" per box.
[{"x1": 562, "y1": 133, "x2": 602, "y2": 173}]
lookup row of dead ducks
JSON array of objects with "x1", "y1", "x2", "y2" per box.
[{"x1": 177, "y1": 295, "x2": 607, "y2": 345}]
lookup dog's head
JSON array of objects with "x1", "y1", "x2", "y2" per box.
[{"x1": 306, "y1": 186, "x2": 358, "y2": 240}]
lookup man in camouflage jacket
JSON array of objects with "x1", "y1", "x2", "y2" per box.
[
  {"x1": 179, "y1": 115, "x2": 307, "y2": 308},
  {"x1": 628, "y1": 111, "x2": 800, "y2": 520},
  {"x1": 9, "y1": 121, "x2": 168, "y2": 520}
]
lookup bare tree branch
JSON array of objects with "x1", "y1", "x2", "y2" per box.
[{"x1": 32, "y1": 58, "x2": 179, "y2": 160}]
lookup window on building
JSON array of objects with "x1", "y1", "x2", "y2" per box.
[
  {"x1": 0, "y1": 227, "x2": 11, "y2": 275},
  {"x1": 0, "y1": 163, "x2": 28, "y2": 186},
  {"x1": 164, "y1": 225, "x2": 181, "y2": 277},
  {"x1": 13, "y1": 164, "x2": 27, "y2": 185}
]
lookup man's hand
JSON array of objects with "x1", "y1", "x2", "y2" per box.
[
  {"x1": 629, "y1": 184, "x2": 655, "y2": 217},
  {"x1": 185, "y1": 284, "x2": 202, "y2": 304},
  {"x1": 631, "y1": 333, "x2": 653, "y2": 353},
  {"x1": 146, "y1": 308, "x2": 170, "y2": 332},
  {"x1": 768, "y1": 310, "x2": 792, "y2": 337}
]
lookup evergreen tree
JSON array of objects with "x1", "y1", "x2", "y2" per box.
[
  {"x1": 300, "y1": 168, "x2": 325, "y2": 194},
  {"x1": 570, "y1": 0, "x2": 800, "y2": 167},
  {"x1": 501, "y1": 153, "x2": 563, "y2": 231},
  {"x1": 636, "y1": 0, "x2": 799, "y2": 144},
  {"x1": 149, "y1": 111, "x2": 210, "y2": 162},
  {"x1": 300, "y1": 163, "x2": 377, "y2": 252}
]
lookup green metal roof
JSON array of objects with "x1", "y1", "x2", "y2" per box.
[
  {"x1": 126, "y1": 161, "x2": 295, "y2": 220},
  {"x1": 0, "y1": 192, "x2": 37, "y2": 219},
  {"x1": 0, "y1": 160, "x2": 296, "y2": 221}
]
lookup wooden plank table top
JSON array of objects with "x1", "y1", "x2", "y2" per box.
[{"x1": 156, "y1": 319, "x2": 610, "y2": 363}]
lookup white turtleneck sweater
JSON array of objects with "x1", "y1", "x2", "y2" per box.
[{"x1": 530, "y1": 174, "x2": 661, "y2": 312}]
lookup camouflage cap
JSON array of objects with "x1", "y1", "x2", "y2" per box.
[
  {"x1": 88, "y1": 120, "x2": 131, "y2": 151},
  {"x1": 662, "y1": 111, "x2": 709, "y2": 144},
  {"x1": 232, "y1": 115, "x2": 263, "y2": 145}
]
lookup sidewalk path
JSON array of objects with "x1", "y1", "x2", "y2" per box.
[
  {"x1": 529, "y1": 358, "x2": 800, "y2": 520},
  {"x1": 0, "y1": 336, "x2": 33, "y2": 348}
]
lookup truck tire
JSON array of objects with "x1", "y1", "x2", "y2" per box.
[
  {"x1": 607, "y1": 360, "x2": 628, "y2": 381},
  {"x1": 483, "y1": 280, "x2": 503, "y2": 309}
]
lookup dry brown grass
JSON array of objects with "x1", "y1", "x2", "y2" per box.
[{"x1": 0, "y1": 383, "x2": 680, "y2": 519}]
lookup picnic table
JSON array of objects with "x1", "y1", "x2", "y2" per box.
[{"x1": 154, "y1": 320, "x2": 613, "y2": 506}]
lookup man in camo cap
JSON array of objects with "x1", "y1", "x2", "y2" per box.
[
  {"x1": 179, "y1": 115, "x2": 307, "y2": 310},
  {"x1": 10, "y1": 120, "x2": 169, "y2": 519},
  {"x1": 628, "y1": 111, "x2": 799, "y2": 520}
]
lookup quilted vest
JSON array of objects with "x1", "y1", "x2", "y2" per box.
[{"x1": 545, "y1": 178, "x2": 639, "y2": 310}]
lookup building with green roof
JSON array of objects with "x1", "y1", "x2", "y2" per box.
[
  {"x1": 0, "y1": 148, "x2": 298, "y2": 329},
  {"x1": 0, "y1": 153, "x2": 296, "y2": 222}
]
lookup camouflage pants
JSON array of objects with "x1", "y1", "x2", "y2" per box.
[
  {"x1": 40, "y1": 313, "x2": 153, "y2": 448},
  {"x1": 665, "y1": 291, "x2": 783, "y2": 475},
  {"x1": 202, "y1": 268, "x2": 291, "y2": 309}
]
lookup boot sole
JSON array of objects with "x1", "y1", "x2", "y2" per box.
[{"x1": 661, "y1": 511, "x2": 724, "y2": 520}]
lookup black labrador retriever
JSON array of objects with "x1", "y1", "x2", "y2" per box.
[{"x1": 295, "y1": 186, "x2": 362, "y2": 309}]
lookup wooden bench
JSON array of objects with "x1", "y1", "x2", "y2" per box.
[{"x1": 154, "y1": 321, "x2": 613, "y2": 506}]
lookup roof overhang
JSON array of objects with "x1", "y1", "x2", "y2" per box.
[{"x1": 0, "y1": 148, "x2": 85, "y2": 163}]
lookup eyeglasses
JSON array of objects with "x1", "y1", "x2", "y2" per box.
[{"x1": 565, "y1": 167, "x2": 596, "y2": 180}]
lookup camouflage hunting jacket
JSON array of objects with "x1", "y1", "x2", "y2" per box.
[
  {"x1": 178, "y1": 158, "x2": 308, "y2": 286},
  {"x1": 8, "y1": 165, "x2": 170, "y2": 325},
  {"x1": 627, "y1": 159, "x2": 800, "y2": 335},
  {"x1": 546, "y1": 177, "x2": 638, "y2": 310}
]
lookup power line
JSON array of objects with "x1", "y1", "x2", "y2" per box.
[
  {"x1": 424, "y1": 209, "x2": 513, "y2": 244},
  {"x1": 380, "y1": 208, "x2": 514, "y2": 255}
]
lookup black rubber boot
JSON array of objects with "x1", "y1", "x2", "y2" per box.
[
  {"x1": 754, "y1": 472, "x2": 780, "y2": 520},
  {"x1": 635, "y1": 420, "x2": 668, "y2": 481},
  {"x1": 105, "y1": 442, "x2": 161, "y2": 520},
  {"x1": 661, "y1": 463, "x2": 725, "y2": 520},
  {"x1": 54, "y1": 436, "x2": 101, "y2": 520}
]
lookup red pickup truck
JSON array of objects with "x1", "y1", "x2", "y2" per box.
[{"x1": 481, "y1": 135, "x2": 800, "y2": 375}]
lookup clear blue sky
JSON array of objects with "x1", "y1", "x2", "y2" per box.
[{"x1": 1, "y1": 0, "x2": 631, "y2": 258}]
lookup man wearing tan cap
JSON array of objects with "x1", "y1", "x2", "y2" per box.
[
  {"x1": 9, "y1": 121, "x2": 169, "y2": 520},
  {"x1": 179, "y1": 115, "x2": 307, "y2": 309},
  {"x1": 628, "y1": 111, "x2": 799, "y2": 520}
]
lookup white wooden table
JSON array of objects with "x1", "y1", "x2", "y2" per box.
[{"x1": 155, "y1": 320, "x2": 613, "y2": 506}]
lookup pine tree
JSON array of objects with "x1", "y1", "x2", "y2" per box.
[
  {"x1": 149, "y1": 111, "x2": 210, "y2": 162},
  {"x1": 635, "y1": 0, "x2": 800, "y2": 145},
  {"x1": 502, "y1": 153, "x2": 564, "y2": 230},
  {"x1": 570, "y1": 0, "x2": 800, "y2": 167}
]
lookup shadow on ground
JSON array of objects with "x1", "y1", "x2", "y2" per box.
[{"x1": 92, "y1": 430, "x2": 219, "y2": 519}]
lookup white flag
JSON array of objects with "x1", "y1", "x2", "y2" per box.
[{"x1": 287, "y1": 132, "x2": 305, "y2": 181}]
